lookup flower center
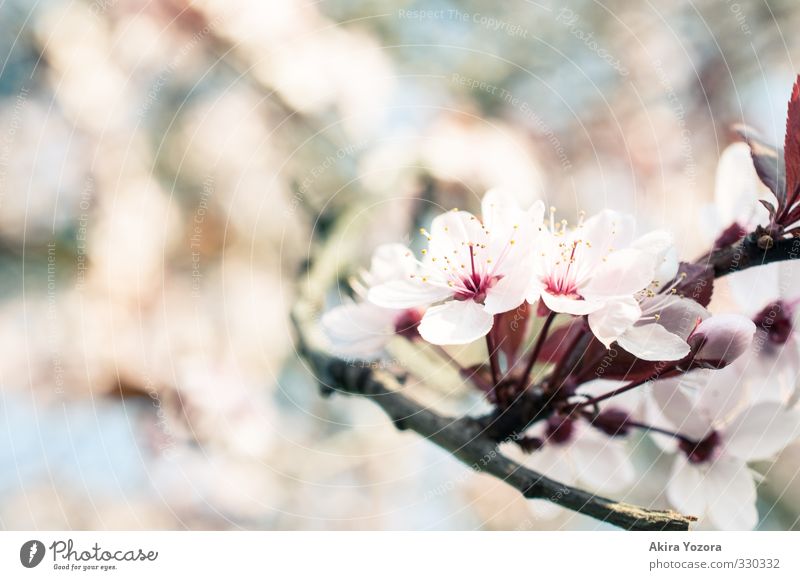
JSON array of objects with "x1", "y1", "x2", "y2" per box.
[
  {"x1": 753, "y1": 300, "x2": 794, "y2": 345},
  {"x1": 452, "y1": 244, "x2": 501, "y2": 304},
  {"x1": 545, "y1": 414, "x2": 575, "y2": 445},
  {"x1": 544, "y1": 240, "x2": 584, "y2": 298},
  {"x1": 394, "y1": 309, "x2": 423, "y2": 339},
  {"x1": 679, "y1": 430, "x2": 721, "y2": 464}
]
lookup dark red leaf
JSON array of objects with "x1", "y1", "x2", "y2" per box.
[
  {"x1": 536, "y1": 321, "x2": 583, "y2": 364},
  {"x1": 759, "y1": 198, "x2": 777, "y2": 219},
  {"x1": 712, "y1": 222, "x2": 747, "y2": 250},
  {"x1": 784, "y1": 75, "x2": 800, "y2": 209},
  {"x1": 589, "y1": 347, "x2": 664, "y2": 383},
  {"x1": 493, "y1": 303, "x2": 531, "y2": 367},
  {"x1": 734, "y1": 123, "x2": 786, "y2": 203},
  {"x1": 672, "y1": 262, "x2": 714, "y2": 307}
]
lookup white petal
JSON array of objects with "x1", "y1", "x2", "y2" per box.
[
  {"x1": 588, "y1": 297, "x2": 641, "y2": 348},
  {"x1": 582, "y1": 249, "x2": 656, "y2": 298},
  {"x1": 651, "y1": 375, "x2": 713, "y2": 440},
  {"x1": 704, "y1": 455, "x2": 758, "y2": 530},
  {"x1": 428, "y1": 210, "x2": 487, "y2": 258},
  {"x1": 728, "y1": 264, "x2": 780, "y2": 315},
  {"x1": 569, "y1": 429, "x2": 635, "y2": 493},
  {"x1": 579, "y1": 210, "x2": 636, "y2": 267},
  {"x1": 369, "y1": 244, "x2": 418, "y2": 282},
  {"x1": 694, "y1": 364, "x2": 750, "y2": 426},
  {"x1": 724, "y1": 402, "x2": 800, "y2": 461},
  {"x1": 693, "y1": 314, "x2": 756, "y2": 366},
  {"x1": 483, "y1": 264, "x2": 531, "y2": 314},
  {"x1": 645, "y1": 295, "x2": 708, "y2": 341},
  {"x1": 368, "y1": 279, "x2": 452, "y2": 309},
  {"x1": 541, "y1": 291, "x2": 604, "y2": 315},
  {"x1": 417, "y1": 300, "x2": 494, "y2": 345},
  {"x1": 714, "y1": 142, "x2": 761, "y2": 226},
  {"x1": 481, "y1": 187, "x2": 544, "y2": 230},
  {"x1": 631, "y1": 230, "x2": 674, "y2": 257},
  {"x1": 525, "y1": 445, "x2": 574, "y2": 520},
  {"x1": 616, "y1": 323, "x2": 691, "y2": 361},
  {"x1": 321, "y1": 303, "x2": 395, "y2": 359},
  {"x1": 667, "y1": 454, "x2": 708, "y2": 519}
]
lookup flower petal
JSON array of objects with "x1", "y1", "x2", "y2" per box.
[
  {"x1": 703, "y1": 455, "x2": 758, "y2": 530},
  {"x1": 428, "y1": 210, "x2": 487, "y2": 259},
  {"x1": 321, "y1": 302, "x2": 396, "y2": 359},
  {"x1": 582, "y1": 248, "x2": 656, "y2": 298},
  {"x1": 417, "y1": 299, "x2": 494, "y2": 345},
  {"x1": 578, "y1": 209, "x2": 636, "y2": 267},
  {"x1": 569, "y1": 428, "x2": 635, "y2": 493},
  {"x1": 483, "y1": 264, "x2": 531, "y2": 314},
  {"x1": 667, "y1": 454, "x2": 708, "y2": 519},
  {"x1": 723, "y1": 402, "x2": 800, "y2": 461},
  {"x1": 541, "y1": 291, "x2": 604, "y2": 315},
  {"x1": 714, "y1": 142, "x2": 762, "y2": 227},
  {"x1": 616, "y1": 323, "x2": 691, "y2": 361},
  {"x1": 588, "y1": 297, "x2": 641, "y2": 348},
  {"x1": 645, "y1": 295, "x2": 708, "y2": 341},
  {"x1": 368, "y1": 279, "x2": 452, "y2": 309},
  {"x1": 692, "y1": 314, "x2": 756, "y2": 367},
  {"x1": 369, "y1": 243, "x2": 418, "y2": 282}
]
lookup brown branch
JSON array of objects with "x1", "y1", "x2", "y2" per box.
[
  {"x1": 706, "y1": 232, "x2": 800, "y2": 278},
  {"x1": 292, "y1": 310, "x2": 695, "y2": 531}
]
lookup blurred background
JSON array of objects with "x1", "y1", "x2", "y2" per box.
[{"x1": 1, "y1": 0, "x2": 800, "y2": 530}]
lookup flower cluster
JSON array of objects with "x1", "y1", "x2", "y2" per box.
[{"x1": 320, "y1": 81, "x2": 800, "y2": 530}]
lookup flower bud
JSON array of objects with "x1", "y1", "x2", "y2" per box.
[
  {"x1": 590, "y1": 408, "x2": 631, "y2": 437},
  {"x1": 687, "y1": 314, "x2": 756, "y2": 369}
]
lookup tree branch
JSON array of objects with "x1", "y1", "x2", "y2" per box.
[
  {"x1": 706, "y1": 232, "x2": 800, "y2": 278},
  {"x1": 292, "y1": 310, "x2": 695, "y2": 531}
]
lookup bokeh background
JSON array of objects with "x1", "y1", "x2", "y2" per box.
[{"x1": 1, "y1": 0, "x2": 800, "y2": 530}]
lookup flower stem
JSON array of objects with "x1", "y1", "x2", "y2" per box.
[
  {"x1": 486, "y1": 329, "x2": 501, "y2": 387},
  {"x1": 573, "y1": 373, "x2": 657, "y2": 409},
  {"x1": 580, "y1": 411, "x2": 696, "y2": 445},
  {"x1": 516, "y1": 311, "x2": 556, "y2": 392}
]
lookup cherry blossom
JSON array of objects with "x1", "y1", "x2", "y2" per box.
[
  {"x1": 322, "y1": 243, "x2": 423, "y2": 359},
  {"x1": 652, "y1": 371, "x2": 800, "y2": 529},
  {"x1": 686, "y1": 314, "x2": 757, "y2": 369},
  {"x1": 725, "y1": 262, "x2": 800, "y2": 405},
  {"x1": 513, "y1": 412, "x2": 635, "y2": 518},
  {"x1": 368, "y1": 189, "x2": 544, "y2": 345},
  {"x1": 526, "y1": 209, "x2": 653, "y2": 316}
]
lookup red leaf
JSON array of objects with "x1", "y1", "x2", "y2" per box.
[
  {"x1": 672, "y1": 262, "x2": 714, "y2": 307},
  {"x1": 492, "y1": 303, "x2": 531, "y2": 367},
  {"x1": 759, "y1": 198, "x2": 777, "y2": 219},
  {"x1": 784, "y1": 75, "x2": 800, "y2": 209},
  {"x1": 734, "y1": 123, "x2": 786, "y2": 202},
  {"x1": 536, "y1": 321, "x2": 582, "y2": 363}
]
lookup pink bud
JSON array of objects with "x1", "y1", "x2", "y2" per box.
[{"x1": 688, "y1": 314, "x2": 756, "y2": 368}]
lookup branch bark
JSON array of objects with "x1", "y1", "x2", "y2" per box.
[
  {"x1": 293, "y1": 310, "x2": 696, "y2": 531},
  {"x1": 706, "y1": 232, "x2": 800, "y2": 278}
]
